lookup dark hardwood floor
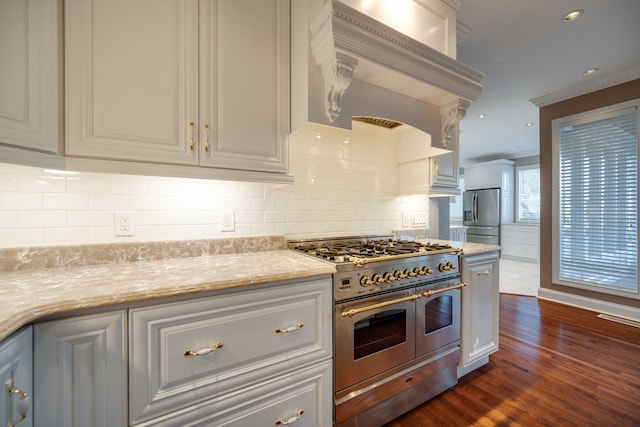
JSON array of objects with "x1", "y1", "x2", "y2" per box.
[{"x1": 385, "y1": 294, "x2": 640, "y2": 426}]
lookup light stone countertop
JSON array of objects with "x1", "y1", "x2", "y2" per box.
[
  {"x1": 0, "y1": 250, "x2": 335, "y2": 342},
  {"x1": 421, "y1": 239, "x2": 501, "y2": 255}
]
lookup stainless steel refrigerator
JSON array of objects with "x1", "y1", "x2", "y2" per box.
[{"x1": 463, "y1": 188, "x2": 501, "y2": 245}]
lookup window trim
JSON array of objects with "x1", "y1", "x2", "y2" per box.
[
  {"x1": 551, "y1": 98, "x2": 640, "y2": 299},
  {"x1": 515, "y1": 164, "x2": 540, "y2": 223}
]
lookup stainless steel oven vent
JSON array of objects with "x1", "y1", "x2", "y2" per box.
[{"x1": 352, "y1": 116, "x2": 403, "y2": 129}]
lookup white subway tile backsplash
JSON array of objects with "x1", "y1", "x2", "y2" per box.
[
  {"x1": 43, "y1": 194, "x2": 90, "y2": 210},
  {"x1": 0, "y1": 129, "x2": 429, "y2": 248},
  {"x1": 68, "y1": 211, "x2": 111, "y2": 227},
  {"x1": 0, "y1": 193, "x2": 42, "y2": 210},
  {"x1": 0, "y1": 211, "x2": 18, "y2": 228},
  {"x1": 67, "y1": 176, "x2": 110, "y2": 194},
  {"x1": 0, "y1": 228, "x2": 43, "y2": 248},
  {"x1": 19, "y1": 211, "x2": 67, "y2": 228},
  {"x1": 43, "y1": 227, "x2": 90, "y2": 246},
  {"x1": 17, "y1": 175, "x2": 66, "y2": 193},
  {"x1": 0, "y1": 174, "x2": 18, "y2": 191},
  {"x1": 89, "y1": 194, "x2": 130, "y2": 211}
]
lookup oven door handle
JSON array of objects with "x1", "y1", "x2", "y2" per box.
[
  {"x1": 341, "y1": 293, "x2": 421, "y2": 318},
  {"x1": 421, "y1": 282, "x2": 466, "y2": 298}
]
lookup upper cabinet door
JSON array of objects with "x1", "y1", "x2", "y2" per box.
[
  {"x1": 0, "y1": 0, "x2": 62, "y2": 154},
  {"x1": 65, "y1": 0, "x2": 199, "y2": 164},
  {"x1": 198, "y1": 0, "x2": 290, "y2": 173}
]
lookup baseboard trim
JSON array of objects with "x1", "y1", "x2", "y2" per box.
[{"x1": 538, "y1": 288, "x2": 640, "y2": 322}]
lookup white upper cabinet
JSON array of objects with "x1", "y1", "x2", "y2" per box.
[
  {"x1": 463, "y1": 159, "x2": 514, "y2": 191},
  {"x1": 65, "y1": 0, "x2": 290, "y2": 177},
  {"x1": 0, "y1": 0, "x2": 62, "y2": 154}
]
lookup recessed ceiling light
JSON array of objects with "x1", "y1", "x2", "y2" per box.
[
  {"x1": 525, "y1": 123, "x2": 534, "y2": 127},
  {"x1": 583, "y1": 67, "x2": 599, "y2": 76},
  {"x1": 478, "y1": 114, "x2": 486, "y2": 119},
  {"x1": 562, "y1": 9, "x2": 583, "y2": 22}
]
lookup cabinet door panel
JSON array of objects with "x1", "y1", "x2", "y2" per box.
[
  {"x1": 65, "y1": 0, "x2": 198, "y2": 164},
  {"x1": 0, "y1": 327, "x2": 33, "y2": 427},
  {"x1": 34, "y1": 311, "x2": 127, "y2": 427},
  {"x1": 200, "y1": 0, "x2": 289, "y2": 172},
  {"x1": 431, "y1": 152, "x2": 458, "y2": 188},
  {"x1": 0, "y1": 0, "x2": 61, "y2": 153},
  {"x1": 460, "y1": 253, "x2": 499, "y2": 369}
]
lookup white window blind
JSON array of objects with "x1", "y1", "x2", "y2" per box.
[
  {"x1": 517, "y1": 166, "x2": 540, "y2": 221},
  {"x1": 556, "y1": 104, "x2": 638, "y2": 294}
]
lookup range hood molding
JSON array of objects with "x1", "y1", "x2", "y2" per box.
[{"x1": 310, "y1": 0, "x2": 483, "y2": 144}]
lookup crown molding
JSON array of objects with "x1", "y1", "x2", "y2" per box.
[
  {"x1": 456, "y1": 19, "x2": 471, "y2": 44},
  {"x1": 530, "y1": 65, "x2": 640, "y2": 108},
  {"x1": 440, "y1": 0, "x2": 464, "y2": 10}
]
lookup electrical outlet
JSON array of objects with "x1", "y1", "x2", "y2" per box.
[
  {"x1": 402, "y1": 212, "x2": 411, "y2": 228},
  {"x1": 220, "y1": 210, "x2": 235, "y2": 232},
  {"x1": 114, "y1": 211, "x2": 135, "y2": 236}
]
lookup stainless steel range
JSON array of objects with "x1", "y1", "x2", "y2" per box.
[{"x1": 288, "y1": 235, "x2": 465, "y2": 427}]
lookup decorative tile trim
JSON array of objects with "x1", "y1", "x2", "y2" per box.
[{"x1": 0, "y1": 236, "x2": 286, "y2": 272}]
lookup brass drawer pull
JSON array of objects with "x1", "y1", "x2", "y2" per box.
[
  {"x1": 275, "y1": 409, "x2": 304, "y2": 425},
  {"x1": 477, "y1": 270, "x2": 490, "y2": 276},
  {"x1": 189, "y1": 121, "x2": 195, "y2": 151},
  {"x1": 183, "y1": 342, "x2": 223, "y2": 357},
  {"x1": 204, "y1": 124, "x2": 210, "y2": 152},
  {"x1": 6, "y1": 379, "x2": 29, "y2": 427},
  {"x1": 275, "y1": 323, "x2": 304, "y2": 334}
]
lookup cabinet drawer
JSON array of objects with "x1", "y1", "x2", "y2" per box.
[
  {"x1": 139, "y1": 360, "x2": 331, "y2": 427},
  {"x1": 129, "y1": 278, "x2": 332, "y2": 425}
]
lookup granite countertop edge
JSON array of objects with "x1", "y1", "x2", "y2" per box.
[{"x1": 0, "y1": 250, "x2": 336, "y2": 342}]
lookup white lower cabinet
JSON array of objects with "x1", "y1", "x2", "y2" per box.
[
  {"x1": 33, "y1": 311, "x2": 127, "y2": 427},
  {"x1": 129, "y1": 277, "x2": 332, "y2": 426},
  {"x1": 20, "y1": 277, "x2": 331, "y2": 427},
  {"x1": 501, "y1": 223, "x2": 539, "y2": 262},
  {"x1": 459, "y1": 251, "x2": 499, "y2": 377},
  {"x1": 0, "y1": 327, "x2": 33, "y2": 427},
  {"x1": 449, "y1": 226, "x2": 467, "y2": 242}
]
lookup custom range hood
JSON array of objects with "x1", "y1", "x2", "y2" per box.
[{"x1": 291, "y1": 0, "x2": 484, "y2": 152}]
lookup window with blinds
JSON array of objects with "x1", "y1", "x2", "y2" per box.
[
  {"x1": 517, "y1": 166, "x2": 540, "y2": 222},
  {"x1": 552, "y1": 100, "x2": 639, "y2": 296}
]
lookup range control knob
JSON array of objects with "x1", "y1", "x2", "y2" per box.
[
  {"x1": 438, "y1": 262, "x2": 457, "y2": 272},
  {"x1": 372, "y1": 274, "x2": 384, "y2": 284},
  {"x1": 405, "y1": 268, "x2": 417, "y2": 278},
  {"x1": 360, "y1": 276, "x2": 373, "y2": 287},
  {"x1": 413, "y1": 267, "x2": 425, "y2": 276},
  {"x1": 394, "y1": 270, "x2": 406, "y2": 279},
  {"x1": 424, "y1": 267, "x2": 434, "y2": 275},
  {"x1": 383, "y1": 272, "x2": 395, "y2": 282}
]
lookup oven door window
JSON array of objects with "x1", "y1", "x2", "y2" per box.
[
  {"x1": 424, "y1": 295, "x2": 453, "y2": 334},
  {"x1": 354, "y1": 309, "x2": 406, "y2": 360}
]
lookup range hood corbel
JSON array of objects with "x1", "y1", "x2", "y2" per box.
[
  {"x1": 440, "y1": 99, "x2": 470, "y2": 148},
  {"x1": 307, "y1": 0, "x2": 483, "y2": 148}
]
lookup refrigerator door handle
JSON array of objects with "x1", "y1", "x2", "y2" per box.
[{"x1": 473, "y1": 193, "x2": 478, "y2": 224}]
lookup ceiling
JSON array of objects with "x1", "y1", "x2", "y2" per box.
[{"x1": 455, "y1": 0, "x2": 640, "y2": 166}]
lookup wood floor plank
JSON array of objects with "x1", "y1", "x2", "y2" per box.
[{"x1": 384, "y1": 294, "x2": 640, "y2": 426}]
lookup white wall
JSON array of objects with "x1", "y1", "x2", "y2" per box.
[{"x1": 0, "y1": 125, "x2": 429, "y2": 248}]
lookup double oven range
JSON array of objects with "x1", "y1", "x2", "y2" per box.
[{"x1": 288, "y1": 235, "x2": 464, "y2": 427}]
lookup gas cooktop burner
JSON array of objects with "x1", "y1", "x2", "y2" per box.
[{"x1": 289, "y1": 236, "x2": 460, "y2": 265}]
